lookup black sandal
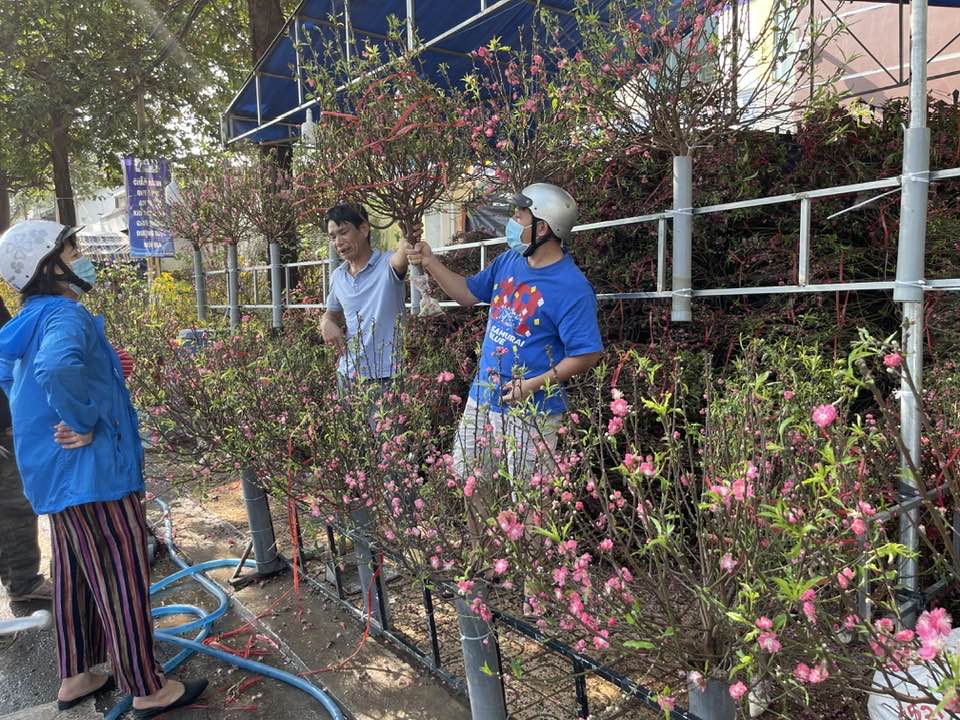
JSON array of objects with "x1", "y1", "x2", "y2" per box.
[
  {"x1": 131, "y1": 678, "x2": 208, "y2": 719},
  {"x1": 57, "y1": 675, "x2": 116, "y2": 711}
]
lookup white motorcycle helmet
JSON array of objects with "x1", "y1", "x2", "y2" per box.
[
  {"x1": 509, "y1": 183, "x2": 579, "y2": 244},
  {"x1": 0, "y1": 220, "x2": 82, "y2": 292}
]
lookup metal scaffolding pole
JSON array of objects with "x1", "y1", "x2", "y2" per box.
[
  {"x1": 671, "y1": 155, "x2": 693, "y2": 322},
  {"x1": 269, "y1": 242, "x2": 283, "y2": 330},
  {"x1": 192, "y1": 247, "x2": 207, "y2": 323},
  {"x1": 893, "y1": 0, "x2": 930, "y2": 628},
  {"x1": 226, "y1": 243, "x2": 240, "y2": 329}
]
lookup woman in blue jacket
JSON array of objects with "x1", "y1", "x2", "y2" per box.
[{"x1": 0, "y1": 221, "x2": 207, "y2": 718}]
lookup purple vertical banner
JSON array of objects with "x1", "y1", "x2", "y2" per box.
[{"x1": 122, "y1": 156, "x2": 174, "y2": 257}]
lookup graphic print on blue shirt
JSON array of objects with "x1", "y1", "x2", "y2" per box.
[{"x1": 465, "y1": 250, "x2": 603, "y2": 415}]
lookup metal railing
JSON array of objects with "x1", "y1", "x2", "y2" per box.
[
  {"x1": 0, "y1": 609, "x2": 53, "y2": 637},
  {"x1": 203, "y1": 167, "x2": 960, "y2": 315}
]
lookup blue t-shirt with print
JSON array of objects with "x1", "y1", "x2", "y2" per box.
[{"x1": 465, "y1": 250, "x2": 603, "y2": 415}]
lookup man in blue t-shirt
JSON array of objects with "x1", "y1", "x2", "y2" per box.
[{"x1": 409, "y1": 183, "x2": 603, "y2": 575}]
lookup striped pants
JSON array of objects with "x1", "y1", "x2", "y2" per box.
[{"x1": 50, "y1": 493, "x2": 164, "y2": 696}]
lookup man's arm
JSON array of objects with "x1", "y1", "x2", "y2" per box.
[
  {"x1": 407, "y1": 241, "x2": 479, "y2": 307},
  {"x1": 502, "y1": 352, "x2": 603, "y2": 404},
  {"x1": 320, "y1": 310, "x2": 347, "y2": 354},
  {"x1": 390, "y1": 242, "x2": 410, "y2": 280},
  {"x1": 390, "y1": 219, "x2": 422, "y2": 280}
]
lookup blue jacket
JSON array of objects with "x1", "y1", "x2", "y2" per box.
[{"x1": 0, "y1": 295, "x2": 144, "y2": 514}]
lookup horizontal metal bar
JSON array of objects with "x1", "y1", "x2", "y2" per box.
[
  {"x1": 284, "y1": 259, "x2": 333, "y2": 268},
  {"x1": 695, "y1": 281, "x2": 896, "y2": 296},
  {"x1": 225, "y1": 115, "x2": 304, "y2": 132},
  {"x1": 207, "y1": 304, "x2": 276, "y2": 310},
  {"x1": 871, "y1": 484, "x2": 949, "y2": 523},
  {"x1": 930, "y1": 168, "x2": 960, "y2": 181},
  {"x1": 433, "y1": 237, "x2": 506, "y2": 253},
  {"x1": 695, "y1": 177, "x2": 902, "y2": 215},
  {"x1": 422, "y1": 167, "x2": 960, "y2": 240},
  {"x1": 928, "y1": 278, "x2": 960, "y2": 290},
  {"x1": 212, "y1": 274, "x2": 960, "y2": 316},
  {"x1": 597, "y1": 291, "x2": 671, "y2": 300},
  {"x1": 206, "y1": 266, "x2": 271, "y2": 275},
  {"x1": 574, "y1": 211, "x2": 671, "y2": 231},
  {"x1": 257, "y1": 70, "x2": 298, "y2": 81}
]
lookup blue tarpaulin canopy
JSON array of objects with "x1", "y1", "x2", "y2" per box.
[
  {"x1": 222, "y1": 0, "x2": 617, "y2": 146},
  {"x1": 222, "y1": 0, "x2": 960, "y2": 147}
]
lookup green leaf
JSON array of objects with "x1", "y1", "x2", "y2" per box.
[{"x1": 624, "y1": 640, "x2": 655, "y2": 650}]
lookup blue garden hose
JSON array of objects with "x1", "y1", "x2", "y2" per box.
[{"x1": 103, "y1": 499, "x2": 344, "y2": 720}]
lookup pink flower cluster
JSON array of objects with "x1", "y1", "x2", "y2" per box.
[
  {"x1": 706, "y1": 470, "x2": 755, "y2": 509},
  {"x1": 800, "y1": 589, "x2": 817, "y2": 624},
  {"x1": 496, "y1": 510, "x2": 524, "y2": 541},
  {"x1": 728, "y1": 680, "x2": 748, "y2": 700},
  {"x1": 607, "y1": 389, "x2": 631, "y2": 435},
  {"x1": 623, "y1": 453, "x2": 656, "y2": 476},
  {"x1": 811, "y1": 403, "x2": 838, "y2": 428},
  {"x1": 916, "y1": 607, "x2": 953, "y2": 661},
  {"x1": 869, "y1": 618, "x2": 917, "y2": 671},
  {"x1": 794, "y1": 661, "x2": 830, "y2": 684},
  {"x1": 836, "y1": 567, "x2": 855, "y2": 589}
]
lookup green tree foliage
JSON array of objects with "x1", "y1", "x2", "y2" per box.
[{"x1": 0, "y1": 0, "x2": 296, "y2": 223}]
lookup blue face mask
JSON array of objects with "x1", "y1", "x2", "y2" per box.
[
  {"x1": 68, "y1": 256, "x2": 97, "y2": 295},
  {"x1": 505, "y1": 218, "x2": 531, "y2": 254}
]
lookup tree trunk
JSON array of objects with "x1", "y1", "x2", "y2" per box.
[
  {"x1": 272, "y1": 145, "x2": 300, "y2": 288},
  {"x1": 248, "y1": 0, "x2": 299, "y2": 287},
  {"x1": 246, "y1": 0, "x2": 284, "y2": 63},
  {"x1": 0, "y1": 183, "x2": 10, "y2": 235},
  {"x1": 51, "y1": 115, "x2": 76, "y2": 227}
]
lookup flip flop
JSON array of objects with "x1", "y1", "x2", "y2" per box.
[
  {"x1": 57, "y1": 675, "x2": 116, "y2": 711},
  {"x1": 131, "y1": 678, "x2": 208, "y2": 719}
]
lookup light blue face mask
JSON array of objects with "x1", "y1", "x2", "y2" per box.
[
  {"x1": 68, "y1": 256, "x2": 97, "y2": 296},
  {"x1": 505, "y1": 218, "x2": 531, "y2": 254}
]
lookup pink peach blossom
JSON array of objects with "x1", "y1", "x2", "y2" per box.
[
  {"x1": 883, "y1": 353, "x2": 903, "y2": 368},
  {"x1": 811, "y1": 404, "x2": 838, "y2": 428},
  {"x1": 729, "y1": 681, "x2": 748, "y2": 700}
]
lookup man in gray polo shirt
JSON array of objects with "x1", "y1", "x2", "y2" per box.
[{"x1": 320, "y1": 204, "x2": 411, "y2": 385}]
